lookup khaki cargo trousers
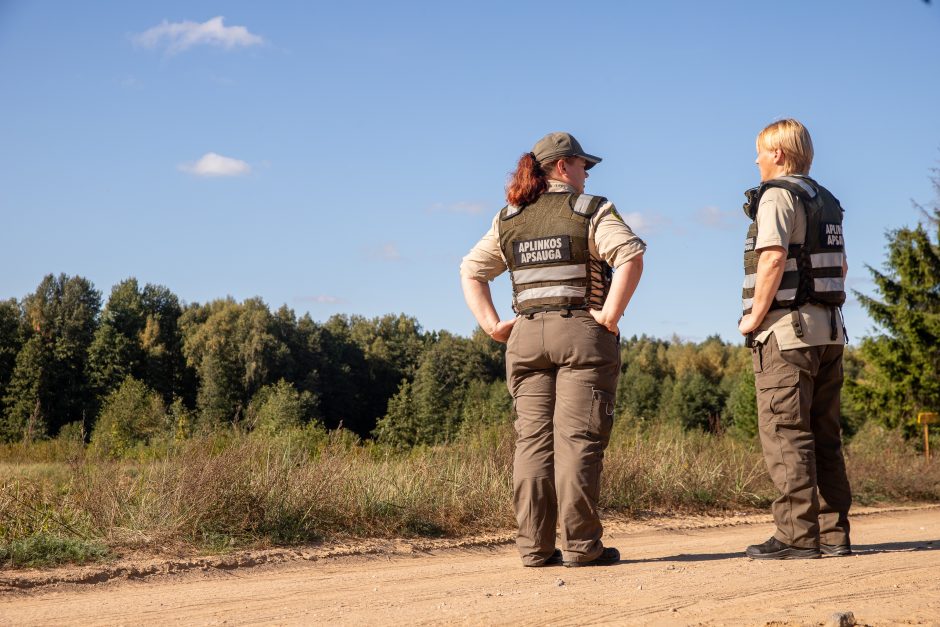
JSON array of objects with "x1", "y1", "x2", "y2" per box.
[
  {"x1": 752, "y1": 333, "x2": 852, "y2": 549},
  {"x1": 506, "y1": 309, "x2": 620, "y2": 566}
]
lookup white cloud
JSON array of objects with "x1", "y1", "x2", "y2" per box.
[
  {"x1": 364, "y1": 243, "x2": 403, "y2": 262},
  {"x1": 297, "y1": 295, "x2": 345, "y2": 305},
  {"x1": 179, "y1": 152, "x2": 251, "y2": 177},
  {"x1": 428, "y1": 201, "x2": 488, "y2": 215},
  {"x1": 134, "y1": 16, "x2": 263, "y2": 54},
  {"x1": 694, "y1": 205, "x2": 739, "y2": 231},
  {"x1": 621, "y1": 211, "x2": 674, "y2": 235}
]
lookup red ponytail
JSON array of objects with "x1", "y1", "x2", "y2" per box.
[{"x1": 506, "y1": 153, "x2": 548, "y2": 207}]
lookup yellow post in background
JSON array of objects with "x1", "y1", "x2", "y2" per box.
[{"x1": 917, "y1": 412, "x2": 938, "y2": 461}]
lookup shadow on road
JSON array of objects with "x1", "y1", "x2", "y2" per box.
[
  {"x1": 853, "y1": 540, "x2": 937, "y2": 555},
  {"x1": 623, "y1": 551, "x2": 744, "y2": 564},
  {"x1": 616, "y1": 540, "x2": 937, "y2": 565}
]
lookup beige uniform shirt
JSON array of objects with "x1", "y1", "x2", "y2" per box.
[
  {"x1": 753, "y1": 187, "x2": 846, "y2": 350},
  {"x1": 459, "y1": 181, "x2": 647, "y2": 283}
]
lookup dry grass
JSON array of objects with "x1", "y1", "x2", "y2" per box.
[
  {"x1": 603, "y1": 422, "x2": 773, "y2": 511},
  {"x1": 2, "y1": 420, "x2": 938, "y2": 567}
]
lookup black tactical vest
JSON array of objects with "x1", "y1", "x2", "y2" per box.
[
  {"x1": 741, "y1": 175, "x2": 846, "y2": 316},
  {"x1": 499, "y1": 192, "x2": 611, "y2": 315}
]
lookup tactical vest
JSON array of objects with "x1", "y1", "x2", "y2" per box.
[
  {"x1": 741, "y1": 175, "x2": 846, "y2": 317},
  {"x1": 499, "y1": 192, "x2": 611, "y2": 315}
]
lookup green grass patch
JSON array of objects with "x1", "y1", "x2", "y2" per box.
[{"x1": 0, "y1": 533, "x2": 108, "y2": 568}]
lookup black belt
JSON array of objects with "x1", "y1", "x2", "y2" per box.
[{"x1": 521, "y1": 306, "x2": 588, "y2": 319}]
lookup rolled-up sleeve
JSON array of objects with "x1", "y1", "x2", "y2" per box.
[
  {"x1": 459, "y1": 213, "x2": 508, "y2": 281},
  {"x1": 592, "y1": 201, "x2": 647, "y2": 268},
  {"x1": 755, "y1": 187, "x2": 795, "y2": 250}
]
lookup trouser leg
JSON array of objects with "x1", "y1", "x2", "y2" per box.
[
  {"x1": 506, "y1": 315, "x2": 558, "y2": 566},
  {"x1": 511, "y1": 370, "x2": 558, "y2": 565},
  {"x1": 812, "y1": 345, "x2": 852, "y2": 545},
  {"x1": 549, "y1": 313, "x2": 620, "y2": 563},
  {"x1": 754, "y1": 335, "x2": 820, "y2": 548}
]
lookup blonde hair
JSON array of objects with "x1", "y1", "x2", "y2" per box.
[{"x1": 757, "y1": 119, "x2": 814, "y2": 175}]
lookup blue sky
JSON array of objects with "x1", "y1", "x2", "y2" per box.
[{"x1": 1, "y1": 1, "x2": 939, "y2": 342}]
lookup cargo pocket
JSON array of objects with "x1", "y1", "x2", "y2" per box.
[
  {"x1": 755, "y1": 371, "x2": 801, "y2": 424},
  {"x1": 590, "y1": 388, "x2": 615, "y2": 443}
]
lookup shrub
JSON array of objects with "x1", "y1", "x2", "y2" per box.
[
  {"x1": 846, "y1": 421, "x2": 940, "y2": 503},
  {"x1": 246, "y1": 379, "x2": 318, "y2": 435},
  {"x1": 458, "y1": 379, "x2": 511, "y2": 437},
  {"x1": 724, "y1": 369, "x2": 758, "y2": 437},
  {"x1": 90, "y1": 376, "x2": 167, "y2": 458},
  {"x1": 663, "y1": 371, "x2": 725, "y2": 431}
]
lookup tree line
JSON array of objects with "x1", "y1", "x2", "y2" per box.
[{"x1": 1, "y1": 179, "x2": 937, "y2": 451}]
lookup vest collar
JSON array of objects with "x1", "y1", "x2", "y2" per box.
[{"x1": 546, "y1": 180, "x2": 578, "y2": 194}]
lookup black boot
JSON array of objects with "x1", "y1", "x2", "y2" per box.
[
  {"x1": 563, "y1": 547, "x2": 620, "y2": 567},
  {"x1": 745, "y1": 537, "x2": 820, "y2": 560},
  {"x1": 820, "y1": 542, "x2": 852, "y2": 557},
  {"x1": 523, "y1": 549, "x2": 563, "y2": 567}
]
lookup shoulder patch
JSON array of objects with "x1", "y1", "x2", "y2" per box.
[
  {"x1": 501, "y1": 204, "x2": 523, "y2": 220},
  {"x1": 763, "y1": 176, "x2": 817, "y2": 202},
  {"x1": 571, "y1": 194, "x2": 608, "y2": 217},
  {"x1": 572, "y1": 194, "x2": 595, "y2": 216}
]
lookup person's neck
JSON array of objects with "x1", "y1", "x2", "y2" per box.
[
  {"x1": 764, "y1": 168, "x2": 791, "y2": 182},
  {"x1": 547, "y1": 178, "x2": 579, "y2": 193}
]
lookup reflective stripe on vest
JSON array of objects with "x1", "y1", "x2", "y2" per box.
[
  {"x1": 776, "y1": 176, "x2": 817, "y2": 199},
  {"x1": 810, "y1": 250, "x2": 846, "y2": 298},
  {"x1": 741, "y1": 258, "x2": 798, "y2": 291},
  {"x1": 815, "y1": 277, "x2": 844, "y2": 292},
  {"x1": 504, "y1": 204, "x2": 522, "y2": 219},
  {"x1": 572, "y1": 195, "x2": 595, "y2": 216},
  {"x1": 742, "y1": 287, "x2": 799, "y2": 314},
  {"x1": 741, "y1": 221, "x2": 800, "y2": 314},
  {"x1": 742, "y1": 249, "x2": 800, "y2": 314},
  {"x1": 513, "y1": 264, "x2": 587, "y2": 284},
  {"x1": 516, "y1": 285, "x2": 587, "y2": 302},
  {"x1": 811, "y1": 252, "x2": 844, "y2": 267}
]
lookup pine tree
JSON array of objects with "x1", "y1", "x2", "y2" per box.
[
  {"x1": 0, "y1": 299, "x2": 22, "y2": 420},
  {"x1": 1, "y1": 274, "x2": 100, "y2": 440},
  {"x1": 847, "y1": 174, "x2": 940, "y2": 429},
  {"x1": 88, "y1": 279, "x2": 190, "y2": 405},
  {"x1": 373, "y1": 331, "x2": 498, "y2": 447}
]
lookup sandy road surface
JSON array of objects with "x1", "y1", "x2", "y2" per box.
[{"x1": 1, "y1": 506, "x2": 938, "y2": 626}]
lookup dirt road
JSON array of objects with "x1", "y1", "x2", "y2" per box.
[{"x1": 1, "y1": 506, "x2": 938, "y2": 626}]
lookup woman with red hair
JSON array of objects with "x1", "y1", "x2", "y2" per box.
[{"x1": 460, "y1": 132, "x2": 645, "y2": 567}]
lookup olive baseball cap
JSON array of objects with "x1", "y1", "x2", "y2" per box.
[{"x1": 532, "y1": 132, "x2": 602, "y2": 169}]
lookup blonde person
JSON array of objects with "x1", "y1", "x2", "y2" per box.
[
  {"x1": 739, "y1": 119, "x2": 852, "y2": 559},
  {"x1": 460, "y1": 132, "x2": 645, "y2": 567}
]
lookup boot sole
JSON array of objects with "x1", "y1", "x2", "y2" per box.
[
  {"x1": 562, "y1": 559, "x2": 619, "y2": 567},
  {"x1": 820, "y1": 546, "x2": 852, "y2": 557},
  {"x1": 523, "y1": 549, "x2": 562, "y2": 567},
  {"x1": 563, "y1": 554, "x2": 620, "y2": 567},
  {"x1": 746, "y1": 548, "x2": 821, "y2": 560}
]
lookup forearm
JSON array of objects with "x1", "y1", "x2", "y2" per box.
[
  {"x1": 461, "y1": 275, "x2": 501, "y2": 335},
  {"x1": 748, "y1": 249, "x2": 787, "y2": 325},
  {"x1": 598, "y1": 255, "x2": 643, "y2": 325}
]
